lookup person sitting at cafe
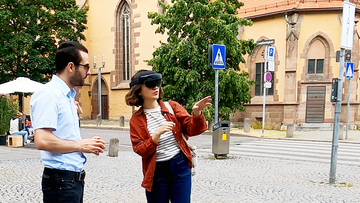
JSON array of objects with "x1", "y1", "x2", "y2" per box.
[
  {"x1": 9, "y1": 111, "x2": 28, "y2": 146},
  {"x1": 25, "y1": 118, "x2": 35, "y2": 142}
]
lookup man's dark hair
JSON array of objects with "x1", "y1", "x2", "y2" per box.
[{"x1": 55, "y1": 41, "x2": 88, "y2": 74}]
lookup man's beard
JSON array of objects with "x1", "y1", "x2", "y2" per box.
[{"x1": 70, "y1": 69, "x2": 85, "y2": 87}]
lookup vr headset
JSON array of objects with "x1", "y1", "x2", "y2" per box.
[{"x1": 129, "y1": 73, "x2": 162, "y2": 88}]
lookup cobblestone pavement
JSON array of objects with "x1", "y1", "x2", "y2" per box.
[
  {"x1": 1, "y1": 147, "x2": 360, "y2": 203},
  {"x1": 2, "y1": 127, "x2": 360, "y2": 202}
]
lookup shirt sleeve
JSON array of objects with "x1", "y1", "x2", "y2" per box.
[{"x1": 30, "y1": 88, "x2": 58, "y2": 131}]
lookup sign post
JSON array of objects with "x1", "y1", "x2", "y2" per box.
[
  {"x1": 330, "y1": 0, "x2": 355, "y2": 184},
  {"x1": 210, "y1": 44, "x2": 226, "y2": 124},
  {"x1": 256, "y1": 39, "x2": 275, "y2": 134},
  {"x1": 345, "y1": 62, "x2": 354, "y2": 140},
  {"x1": 93, "y1": 55, "x2": 106, "y2": 125}
]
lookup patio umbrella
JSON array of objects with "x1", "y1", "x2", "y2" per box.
[
  {"x1": 0, "y1": 77, "x2": 43, "y2": 94},
  {"x1": 0, "y1": 77, "x2": 44, "y2": 116}
]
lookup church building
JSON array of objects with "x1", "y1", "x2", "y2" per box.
[{"x1": 73, "y1": 0, "x2": 360, "y2": 128}]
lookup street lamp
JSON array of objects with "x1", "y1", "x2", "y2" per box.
[{"x1": 93, "y1": 55, "x2": 105, "y2": 125}]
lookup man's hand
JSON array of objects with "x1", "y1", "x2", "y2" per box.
[
  {"x1": 35, "y1": 129, "x2": 106, "y2": 155},
  {"x1": 78, "y1": 136, "x2": 106, "y2": 156}
]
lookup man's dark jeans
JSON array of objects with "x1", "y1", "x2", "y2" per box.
[{"x1": 42, "y1": 168, "x2": 85, "y2": 203}]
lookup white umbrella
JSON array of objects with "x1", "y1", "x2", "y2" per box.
[
  {"x1": 0, "y1": 77, "x2": 44, "y2": 115},
  {"x1": 0, "y1": 77, "x2": 43, "y2": 94}
]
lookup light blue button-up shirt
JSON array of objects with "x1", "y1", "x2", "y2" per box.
[{"x1": 30, "y1": 75, "x2": 86, "y2": 172}]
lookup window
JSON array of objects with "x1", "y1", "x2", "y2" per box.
[
  {"x1": 255, "y1": 62, "x2": 274, "y2": 96},
  {"x1": 308, "y1": 59, "x2": 323, "y2": 74},
  {"x1": 122, "y1": 5, "x2": 131, "y2": 81}
]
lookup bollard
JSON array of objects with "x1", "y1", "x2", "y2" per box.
[
  {"x1": 96, "y1": 114, "x2": 102, "y2": 126},
  {"x1": 108, "y1": 138, "x2": 119, "y2": 157},
  {"x1": 339, "y1": 123, "x2": 344, "y2": 140},
  {"x1": 119, "y1": 115, "x2": 125, "y2": 127},
  {"x1": 208, "y1": 117, "x2": 215, "y2": 132},
  {"x1": 244, "y1": 118, "x2": 250, "y2": 133},
  {"x1": 286, "y1": 123, "x2": 294, "y2": 138}
]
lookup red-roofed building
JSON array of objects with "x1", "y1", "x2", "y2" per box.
[{"x1": 232, "y1": 0, "x2": 360, "y2": 128}]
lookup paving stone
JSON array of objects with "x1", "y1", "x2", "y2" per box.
[{"x1": 1, "y1": 147, "x2": 360, "y2": 202}]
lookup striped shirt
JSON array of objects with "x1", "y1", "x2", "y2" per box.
[{"x1": 144, "y1": 106, "x2": 180, "y2": 162}]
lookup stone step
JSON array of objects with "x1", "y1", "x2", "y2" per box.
[{"x1": 296, "y1": 123, "x2": 333, "y2": 131}]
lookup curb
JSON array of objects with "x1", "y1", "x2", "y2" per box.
[
  {"x1": 81, "y1": 125, "x2": 130, "y2": 131},
  {"x1": 80, "y1": 125, "x2": 360, "y2": 144}
]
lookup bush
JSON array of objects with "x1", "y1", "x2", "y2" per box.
[
  {"x1": 0, "y1": 97, "x2": 18, "y2": 135},
  {"x1": 251, "y1": 120, "x2": 262, "y2": 129},
  {"x1": 250, "y1": 120, "x2": 280, "y2": 130}
]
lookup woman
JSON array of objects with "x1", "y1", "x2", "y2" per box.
[{"x1": 125, "y1": 70, "x2": 212, "y2": 203}]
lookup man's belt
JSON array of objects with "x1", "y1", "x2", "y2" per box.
[{"x1": 43, "y1": 167, "x2": 86, "y2": 181}]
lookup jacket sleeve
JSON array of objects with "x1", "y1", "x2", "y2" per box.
[
  {"x1": 169, "y1": 101, "x2": 207, "y2": 137},
  {"x1": 129, "y1": 115, "x2": 159, "y2": 158}
]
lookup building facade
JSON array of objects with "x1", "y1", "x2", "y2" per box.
[
  {"x1": 74, "y1": 0, "x2": 167, "y2": 120},
  {"x1": 232, "y1": 0, "x2": 360, "y2": 127},
  {"x1": 72, "y1": 0, "x2": 360, "y2": 128}
]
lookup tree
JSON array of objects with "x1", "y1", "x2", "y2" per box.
[
  {"x1": 147, "y1": 0, "x2": 256, "y2": 120},
  {"x1": 0, "y1": 0, "x2": 88, "y2": 84},
  {"x1": 0, "y1": 96, "x2": 18, "y2": 135}
]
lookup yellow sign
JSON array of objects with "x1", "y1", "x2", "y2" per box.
[{"x1": 222, "y1": 133, "x2": 227, "y2": 141}]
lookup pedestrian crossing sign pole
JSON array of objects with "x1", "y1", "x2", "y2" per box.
[
  {"x1": 209, "y1": 44, "x2": 226, "y2": 124},
  {"x1": 345, "y1": 61, "x2": 354, "y2": 141}
]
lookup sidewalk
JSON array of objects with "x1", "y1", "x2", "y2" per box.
[
  {"x1": 80, "y1": 119, "x2": 360, "y2": 143},
  {"x1": 4, "y1": 121, "x2": 360, "y2": 202}
]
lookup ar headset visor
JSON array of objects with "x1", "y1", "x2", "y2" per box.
[{"x1": 129, "y1": 73, "x2": 162, "y2": 88}]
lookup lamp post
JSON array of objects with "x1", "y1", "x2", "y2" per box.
[{"x1": 93, "y1": 55, "x2": 105, "y2": 125}]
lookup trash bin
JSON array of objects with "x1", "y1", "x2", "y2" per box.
[{"x1": 212, "y1": 121, "x2": 230, "y2": 158}]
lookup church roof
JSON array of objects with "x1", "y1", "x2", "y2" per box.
[{"x1": 237, "y1": 0, "x2": 359, "y2": 19}]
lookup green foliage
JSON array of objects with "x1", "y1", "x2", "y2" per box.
[
  {"x1": 0, "y1": 0, "x2": 88, "y2": 83},
  {"x1": 250, "y1": 121, "x2": 280, "y2": 130},
  {"x1": 147, "y1": 0, "x2": 256, "y2": 120},
  {"x1": 251, "y1": 120, "x2": 262, "y2": 129},
  {"x1": 0, "y1": 97, "x2": 18, "y2": 135}
]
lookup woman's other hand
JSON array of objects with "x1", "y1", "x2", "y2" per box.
[{"x1": 193, "y1": 96, "x2": 212, "y2": 117}]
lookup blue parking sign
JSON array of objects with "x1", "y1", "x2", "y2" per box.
[
  {"x1": 212, "y1": 44, "x2": 226, "y2": 69},
  {"x1": 268, "y1": 46, "x2": 275, "y2": 61},
  {"x1": 269, "y1": 47, "x2": 274, "y2": 57}
]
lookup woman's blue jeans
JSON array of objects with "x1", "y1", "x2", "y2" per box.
[{"x1": 146, "y1": 152, "x2": 191, "y2": 203}]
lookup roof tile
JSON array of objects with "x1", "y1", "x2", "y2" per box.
[{"x1": 238, "y1": 0, "x2": 359, "y2": 18}]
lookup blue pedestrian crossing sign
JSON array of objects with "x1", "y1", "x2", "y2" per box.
[
  {"x1": 346, "y1": 62, "x2": 354, "y2": 79},
  {"x1": 212, "y1": 44, "x2": 226, "y2": 69}
]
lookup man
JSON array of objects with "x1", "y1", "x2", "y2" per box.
[
  {"x1": 30, "y1": 41, "x2": 106, "y2": 203},
  {"x1": 9, "y1": 111, "x2": 28, "y2": 145}
]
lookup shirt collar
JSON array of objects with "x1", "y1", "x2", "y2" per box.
[{"x1": 51, "y1": 75, "x2": 76, "y2": 99}]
